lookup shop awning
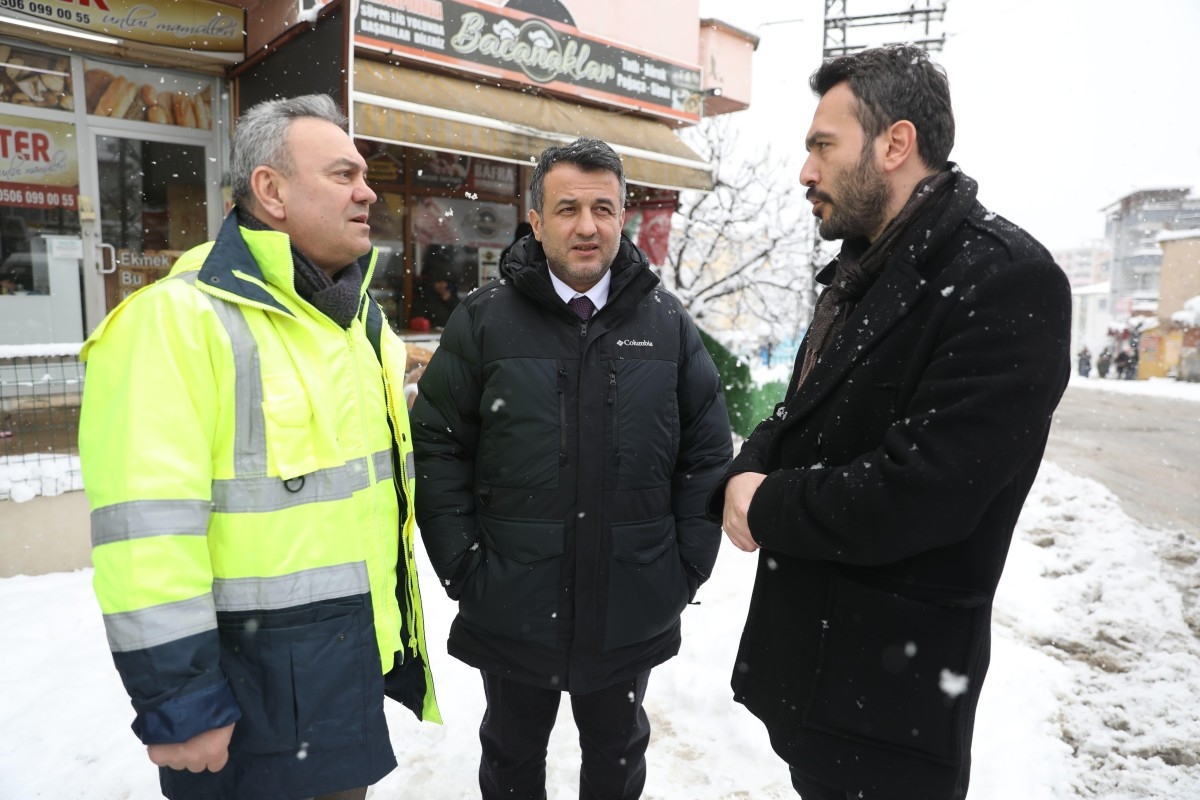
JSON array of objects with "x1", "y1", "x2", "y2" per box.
[{"x1": 352, "y1": 60, "x2": 714, "y2": 192}]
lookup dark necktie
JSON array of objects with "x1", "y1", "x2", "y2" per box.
[{"x1": 568, "y1": 295, "x2": 595, "y2": 320}]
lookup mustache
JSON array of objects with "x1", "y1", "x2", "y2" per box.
[{"x1": 806, "y1": 188, "x2": 833, "y2": 204}]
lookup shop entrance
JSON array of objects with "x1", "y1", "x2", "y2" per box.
[
  {"x1": 92, "y1": 134, "x2": 211, "y2": 312},
  {"x1": 1, "y1": 42, "x2": 224, "y2": 344}
]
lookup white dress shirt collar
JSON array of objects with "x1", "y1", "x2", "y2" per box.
[{"x1": 548, "y1": 267, "x2": 610, "y2": 312}]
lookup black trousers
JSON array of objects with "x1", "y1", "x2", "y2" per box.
[{"x1": 478, "y1": 670, "x2": 652, "y2": 800}]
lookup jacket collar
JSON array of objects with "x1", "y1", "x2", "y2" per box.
[
  {"x1": 784, "y1": 166, "x2": 979, "y2": 418},
  {"x1": 501, "y1": 234, "x2": 659, "y2": 324},
  {"x1": 197, "y1": 209, "x2": 375, "y2": 316}
]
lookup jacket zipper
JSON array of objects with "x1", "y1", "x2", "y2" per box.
[
  {"x1": 558, "y1": 367, "x2": 568, "y2": 466},
  {"x1": 378, "y1": 354, "x2": 415, "y2": 662},
  {"x1": 608, "y1": 369, "x2": 619, "y2": 464}
]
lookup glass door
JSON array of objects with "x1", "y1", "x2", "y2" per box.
[{"x1": 92, "y1": 135, "x2": 210, "y2": 311}]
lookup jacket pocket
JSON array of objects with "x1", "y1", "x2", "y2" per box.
[
  {"x1": 461, "y1": 514, "x2": 565, "y2": 648},
  {"x1": 219, "y1": 598, "x2": 371, "y2": 755},
  {"x1": 261, "y1": 373, "x2": 320, "y2": 480},
  {"x1": 803, "y1": 575, "x2": 985, "y2": 764},
  {"x1": 604, "y1": 513, "x2": 688, "y2": 651}
]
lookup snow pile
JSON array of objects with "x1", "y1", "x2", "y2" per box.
[
  {"x1": 0, "y1": 453, "x2": 82, "y2": 502},
  {"x1": 1171, "y1": 295, "x2": 1200, "y2": 327},
  {"x1": 989, "y1": 463, "x2": 1200, "y2": 797},
  {"x1": 0, "y1": 343, "x2": 82, "y2": 359},
  {"x1": 3, "y1": 460, "x2": 1200, "y2": 797},
  {"x1": 1070, "y1": 372, "x2": 1200, "y2": 402}
]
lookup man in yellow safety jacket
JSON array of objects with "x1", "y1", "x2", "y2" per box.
[{"x1": 79, "y1": 94, "x2": 439, "y2": 800}]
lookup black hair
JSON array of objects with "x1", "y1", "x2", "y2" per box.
[
  {"x1": 810, "y1": 44, "x2": 954, "y2": 169},
  {"x1": 528, "y1": 138, "x2": 627, "y2": 214}
]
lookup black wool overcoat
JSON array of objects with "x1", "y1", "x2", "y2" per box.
[{"x1": 708, "y1": 168, "x2": 1072, "y2": 799}]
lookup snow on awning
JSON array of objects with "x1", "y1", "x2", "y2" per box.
[{"x1": 351, "y1": 60, "x2": 714, "y2": 192}]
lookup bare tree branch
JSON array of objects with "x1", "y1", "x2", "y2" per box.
[{"x1": 659, "y1": 117, "x2": 817, "y2": 351}]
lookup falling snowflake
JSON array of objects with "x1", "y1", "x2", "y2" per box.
[{"x1": 939, "y1": 668, "x2": 969, "y2": 698}]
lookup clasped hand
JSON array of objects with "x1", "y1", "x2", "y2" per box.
[
  {"x1": 722, "y1": 472, "x2": 766, "y2": 553},
  {"x1": 147, "y1": 723, "x2": 235, "y2": 773}
]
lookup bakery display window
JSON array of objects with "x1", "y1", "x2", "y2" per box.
[
  {"x1": 82, "y1": 59, "x2": 214, "y2": 129},
  {"x1": 0, "y1": 44, "x2": 73, "y2": 111}
]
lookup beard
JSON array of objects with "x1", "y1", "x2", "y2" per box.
[{"x1": 813, "y1": 150, "x2": 891, "y2": 241}]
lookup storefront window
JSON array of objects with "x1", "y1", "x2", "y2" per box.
[
  {"x1": 83, "y1": 60, "x2": 213, "y2": 129},
  {"x1": 0, "y1": 45, "x2": 73, "y2": 111},
  {"x1": 0, "y1": 110, "x2": 83, "y2": 343},
  {"x1": 363, "y1": 143, "x2": 522, "y2": 334},
  {"x1": 412, "y1": 195, "x2": 517, "y2": 325},
  {"x1": 368, "y1": 190, "x2": 407, "y2": 330}
]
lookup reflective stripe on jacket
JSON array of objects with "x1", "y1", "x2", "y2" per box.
[{"x1": 80, "y1": 211, "x2": 439, "y2": 793}]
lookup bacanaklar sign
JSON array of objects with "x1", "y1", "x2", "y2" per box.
[{"x1": 354, "y1": 0, "x2": 703, "y2": 123}]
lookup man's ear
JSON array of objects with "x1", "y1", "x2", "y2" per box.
[
  {"x1": 881, "y1": 119, "x2": 918, "y2": 173},
  {"x1": 250, "y1": 165, "x2": 286, "y2": 222},
  {"x1": 528, "y1": 208, "x2": 542, "y2": 241}
]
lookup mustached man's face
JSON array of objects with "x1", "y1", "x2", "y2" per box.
[
  {"x1": 529, "y1": 163, "x2": 625, "y2": 293},
  {"x1": 800, "y1": 82, "x2": 892, "y2": 241}
]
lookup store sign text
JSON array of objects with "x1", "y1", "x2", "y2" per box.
[
  {"x1": 0, "y1": 115, "x2": 79, "y2": 210},
  {"x1": 0, "y1": 127, "x2": 51, "y2": 163},
  {"x1": 0, "y1": 126, "x2": 70, "y2": 180},
  {"x1": 1, "y1": 0, "x2": 245, "y2": 53},
  {"x1": 449, "y1": 13, "x2": 615, "y2": 85},
  {"x1": 354, "y1": 0, "x2": 702, "y2": 123}
]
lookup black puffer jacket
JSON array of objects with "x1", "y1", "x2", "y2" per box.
[{"x1": 413, "y1": 235, "x2": 732, "y2": 694}]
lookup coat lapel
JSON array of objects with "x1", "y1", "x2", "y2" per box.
[
  {"x1": 777, "y1": 167, "x2": 979, "y2": 431},
  {"x1": 778, "y1": 258, "x2": 926, "y2": 429}
]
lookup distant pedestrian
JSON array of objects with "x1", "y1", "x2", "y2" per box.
[
  {"x1": 1115, "y1": 349, "x2": 1132, "y2": 379},
  {"x1": 1097, "y1": 347, "x2": 1112, "y2": 378},
  {"x1": 1078, "y1": 346, "x2": 1092, "y2": 377}
]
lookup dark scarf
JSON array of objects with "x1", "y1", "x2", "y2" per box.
[
  {"x1": 796, "y1": 170, "x2": 954, "y2": 387},
  {"x1": 236, "y1": 207, "x2": 364, "y2": 329}
]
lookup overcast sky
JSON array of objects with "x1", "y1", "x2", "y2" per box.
[{"x1": 696, "y1": 0, "x2": 1200, "y2": 252}]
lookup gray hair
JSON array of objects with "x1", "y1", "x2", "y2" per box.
[
  {"x1": 231, "y1": 94, "x2": 348, "y2": 207},
  {"x1": 529, "y1": 138, "x2": 627, "y2": 214}
]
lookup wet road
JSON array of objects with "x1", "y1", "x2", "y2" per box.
[{"x1": 1042, "y1": 383, "x2": 1200, "y2": 536}]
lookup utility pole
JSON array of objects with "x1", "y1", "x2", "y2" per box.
[
  {"x1": 806, "y1": 1, "x2": 949, "y2": 301},
  {"x1": 823, "y1": 0, "x2": 948, "y2": 58}
]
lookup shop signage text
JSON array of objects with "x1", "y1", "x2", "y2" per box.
[
  {"x1": 354, "y1": 0, "x2": 702, "y2": 123},
  {"x1": 0, "y1": 114, "x2": 78, "y2": 210},
  {"x1": 1, "y1": 0, "x2": 245, "y2": 54}
]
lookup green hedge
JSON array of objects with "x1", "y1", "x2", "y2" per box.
[{"x1": 698, "y1": 328, "x2": 787, "y2": 438}]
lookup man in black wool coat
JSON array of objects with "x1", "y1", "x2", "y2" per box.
[{"x1": 710, "y1": 45, "x2": 1072, "y2": 800}]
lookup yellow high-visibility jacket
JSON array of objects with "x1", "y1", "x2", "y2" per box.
[{"x1": 80, "y1": 211, "x2": 439, "y2": 798}]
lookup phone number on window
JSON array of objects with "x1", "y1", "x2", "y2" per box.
[{"x1": 0, "y1": 186, "x2": 77, "y2": 209}]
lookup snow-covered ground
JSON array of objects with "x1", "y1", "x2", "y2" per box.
[{"x1": 2, "y1": 375, "x2": 1199, "y2": 798}]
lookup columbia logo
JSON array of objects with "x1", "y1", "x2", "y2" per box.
[{"x1": 617, "y1": 339, "x2": 654, "y2": 347}]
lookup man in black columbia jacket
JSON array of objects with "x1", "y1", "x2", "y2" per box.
[
  {"x1": 412, "y1": 138, "x2": 732, "y2": 800},
  {"x1": 712, "y1": 46, "x2": 1071, "y2": 799}
]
